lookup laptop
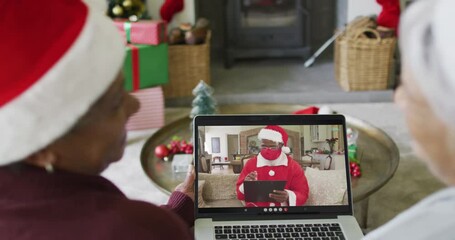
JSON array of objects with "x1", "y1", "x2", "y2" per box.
[{"x1": 193, "y1": 114, "x2": 364, "y2": 240}]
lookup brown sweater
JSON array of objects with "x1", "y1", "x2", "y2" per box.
[{"x1": 0, "y1": 163, "x2": 194, "y2": 240}]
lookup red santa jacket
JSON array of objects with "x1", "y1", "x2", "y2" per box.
[{"x1": 236, "y1": 153, "x2": 309, "y2": 207}]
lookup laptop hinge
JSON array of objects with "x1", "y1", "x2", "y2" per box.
[{"x1": 211, "y1": 214, "x2": 338, "y2": 221}]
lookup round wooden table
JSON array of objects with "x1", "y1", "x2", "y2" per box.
[{"x1": 140, "y1": 104, "x2": 400, "y2": 228}]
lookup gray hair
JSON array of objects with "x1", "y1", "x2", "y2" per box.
[{"x1": 399, "y1": 0, "x2": 455, "y2": 128}]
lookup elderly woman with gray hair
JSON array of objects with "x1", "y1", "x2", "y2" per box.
[{"x1": 365, "y1": 0, "x2": 455, "y2": 239}]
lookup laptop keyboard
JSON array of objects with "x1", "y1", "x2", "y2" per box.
[{"x1": 214, "y1": 223, "x2": 345, "y2": 240}]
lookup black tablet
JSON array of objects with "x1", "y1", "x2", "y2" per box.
[{"x1": 244, "y1": 180, "x2": 287, "y2": 202}]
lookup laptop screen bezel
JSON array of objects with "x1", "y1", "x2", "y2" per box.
[{"x1": 193, "y1": 114, "x2": 353, "y2": 219}]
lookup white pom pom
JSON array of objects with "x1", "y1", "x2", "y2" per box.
[
  {"x1": 282, "y1": 146, "x2": 291, "y2": 154},
  {"x1": 318, "y1": 105, "x2": 333, "y2": 114}
]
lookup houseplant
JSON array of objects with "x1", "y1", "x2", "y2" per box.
[{"x1": 325, "y1": 137, "x2": 338, "y2": 154}]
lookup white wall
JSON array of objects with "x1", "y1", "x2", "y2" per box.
[
  {"x1": 347, "y1": 0, "x2": 381, "y2": 22},
  {"x1": 204, "y1": 126, "x2": 261, "y2": 160},
  {"x1": 146, "y1": 0, "x2": 195, "y2": 29},
  {"x1": 204, "y1": 125, "x2": 303, "y2": 160}
]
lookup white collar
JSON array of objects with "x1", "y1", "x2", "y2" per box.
[{"x1": 257, "y1": 152, "x2": 288, "y2": 167}]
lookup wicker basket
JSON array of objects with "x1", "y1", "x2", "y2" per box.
[
  {"x1": 163, "y1": 31, "x2": 211, "y2": 98},
  {"x1": 334, "y1": 28, "x2": 396, "y2": 91}
]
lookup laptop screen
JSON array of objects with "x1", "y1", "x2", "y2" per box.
[{"x1": 194, "y1": 114, "x2": 353, "y2": 218}]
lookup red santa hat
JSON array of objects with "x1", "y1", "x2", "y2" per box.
[
  {"x1": 258, "y1": 125, "x2": 291, "y2": 154},
  {"x1": 0, "y1": 0, "x2": 124, "y2": 166}
]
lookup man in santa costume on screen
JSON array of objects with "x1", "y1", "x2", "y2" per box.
[{"x1": 236, "y1": 125, "x2": 309, "y2": 207}]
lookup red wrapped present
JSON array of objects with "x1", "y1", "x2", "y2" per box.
[
  {"x1": 126, "y1": 87, "x2": 164, "y2": 130},
  {"x1": 114, "y1": 20, "x2": 167, "y2": 45}
]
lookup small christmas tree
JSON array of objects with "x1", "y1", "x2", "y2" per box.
[
  {"x1": 190, "y1": 81, "x2": 217, "y2": 118},
  {"x1": 107, "y1": 0, "x2": 149, "y2": 21}
]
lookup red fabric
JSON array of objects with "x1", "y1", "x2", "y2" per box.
[
  {"x1": 376, "y1": 0, "x2": 401, "y2": 31},
  {"x1": 160, "y1": 0, "x2": 184, "y2": 22},
  {"x1": 0, "y1": 0, "x2": 87, "y2": 107},
  {"x1": 0, "y1": 164, "x2": 194, "y2": 240},
  {"x1": 293, "y1": 106, "x2": 319, "y2": 115},
  {"x1": 163, "y1": 191, "x2": 195, "y2": 228},
  {"x1": 129, "y1": 44, "x2": 140, "y2": 91},
  {"x1": 236, "y1": 156, "x2": 309, "y2": 207}
]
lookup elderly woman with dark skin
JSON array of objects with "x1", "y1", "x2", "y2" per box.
[
  {"x1": 364, "y1": 0, "x2": 455, "y2": 239},
  {"x1": 0, "y1": 0, "x2": 194, "y2": 239}
]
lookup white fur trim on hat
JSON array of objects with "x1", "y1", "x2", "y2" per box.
[
  {"x1": 0, "y1": 6, "x2": 125, "y2": 165},
  {"x1": 400, "y1": 0, "x2": 455, "y2": 128},
  {"x1": 258, "y1": 128, "x2": 283, "y2": 144}
]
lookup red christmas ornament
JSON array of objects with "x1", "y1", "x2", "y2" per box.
[
  {"x1": 180, "y1": 140, "x2": 188, "y2": 149},
  {"x1": 349, "y1": 161, "x2": 361, "y2": 177},
  {"x1": 162, "y1": 136, "x2": 194, "y2": 157},
  {"x1": 184, "y1": 144, "x2": 193, "y2": 154},
  {"x1": 169, "y1": 140, "x2": 182, "y2": 154},
  {"x1": 154, "y1": 144, "x2": 170, "y2": 159}
]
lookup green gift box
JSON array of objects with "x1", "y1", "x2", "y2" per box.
[
  {"x1": 123, "y1": 43, "x2": 168, "y2": 91},
  {"x1": 348, "y1": 144, "x2": 358, "y2": 160}
]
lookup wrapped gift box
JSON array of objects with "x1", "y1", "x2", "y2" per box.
[
  {"x1": 114, "y1": 20, "x2": 167, "y2": 45},
  {"x1": 126, "y1": 87, "x2": 164, "y2": 130},
  {"x1": 123, "y1": 43, "x2": 169, "y2": 91}
]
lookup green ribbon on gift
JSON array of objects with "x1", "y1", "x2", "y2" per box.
[
  {"x1": 348, "y1": 144, "x2": 358, "y2": 163},
  {"x1": 124, "y1": 22, "x2": 132, "y2": 43}
]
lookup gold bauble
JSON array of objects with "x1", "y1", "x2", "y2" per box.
[
  {"x1": 132, "y1": 0, "x2": 146, "y2": 14},
  {"x1": 112, "y1": 5, "x2": 124, "y2": 16},
  {"x1": 122, "y1": 0, "x2": 133, "y2": 9}
]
